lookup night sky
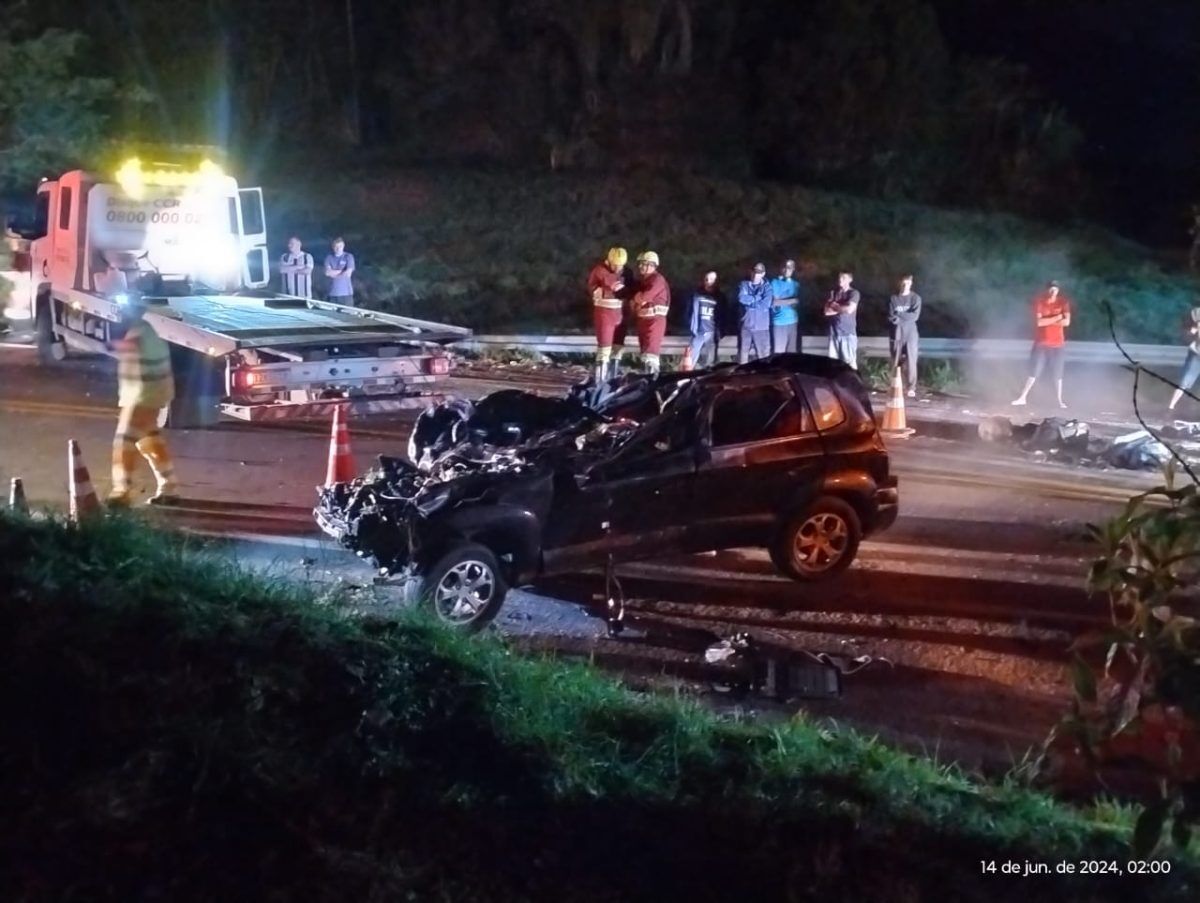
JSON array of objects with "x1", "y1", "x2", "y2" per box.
[{"x1": 936, "y1": 0, "x2": 1200, "y2": 242}]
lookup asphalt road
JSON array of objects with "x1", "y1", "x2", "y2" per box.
[{"x1": 0, "y1": 344, "x2": 1167, "y2": 774}]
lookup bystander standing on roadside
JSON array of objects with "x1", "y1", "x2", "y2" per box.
[
  {"x1": 279, "y1": 236, "x2": 314, "y2": 299},
  {"x1": 324, "y1": 237, "x2": 356, "y2": 306},
  {"x1": 737, "y1": 262, "x2": 772, "y2": 363},
  {"x1": 1012, "y1": 280, "x2": 1071, "y2": 409},
  {"x1": 687, "y1": 270, "x2": 727, "y2": 368},
  {"x1": 824, "y1": 271, "x2": 860, "y2": 369},
  {"x1": 770, "y1": 258, "x2": 800, "y2": 354},
  {"x1": 1168, "y1": 304, "x2": 1200, "y2": 411},
  {"x1": 888, "y1": 274, "x2": 922, "y2": 397}
]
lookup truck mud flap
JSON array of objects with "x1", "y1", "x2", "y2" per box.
[{"x1": 221, "y1": 394, "x2": 448, "y2": 422}]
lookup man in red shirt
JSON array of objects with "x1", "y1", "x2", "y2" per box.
[
  {"x1": 588, "y1": 246, "x2": 631, "y2": 381},
  {"x1": 1012, "y1": 280, "x2": 1071, "y2": 408}
]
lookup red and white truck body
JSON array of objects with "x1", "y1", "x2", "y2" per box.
[{"x1": 5, "y1": 158, "x2": 468, "y2": 426}]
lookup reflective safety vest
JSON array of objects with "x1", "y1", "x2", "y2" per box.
[
  {"x1": 633, "y1": 272, "x2": 671, "y2": 318},
  {"x1": 588, "y1": 262, "x2": 626, "y2": 309},
  {"x1": 116, "y1": 321, "x2": 175, "y2": 408}
]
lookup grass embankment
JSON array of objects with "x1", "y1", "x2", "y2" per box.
[
  {"x1": 0, "y1": 512, "x2": 1195, "y2": 901},
  {"x1": 267, "y1": 166, "x2": 1198, "y2": 343}
]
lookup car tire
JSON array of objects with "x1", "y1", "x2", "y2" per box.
[
  {"x1": 771, "y1": 497, "x2": 862, "y2": 582},
  {"x1": 404, "y1": 542, "x2": 508, "y2": 632}
]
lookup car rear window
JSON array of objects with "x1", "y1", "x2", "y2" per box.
[
  {"x1": 809, "y1": 383, "x2": 846, "y2": 429},
  {"x1": 710, "y1": 384, "x2": 812, "y2": 446}
]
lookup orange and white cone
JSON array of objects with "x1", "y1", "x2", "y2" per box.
[
  {"x1": 9, "y1": 477, "x2": 29, "y2": 514},
  {"x1": 324, "y1": 405, "x2": 356, "y2": 487},
  {"x1": 68, "y1": 439, "x2": 101, "y2": 521},
  {"x1": 680, "y1": 345, "x2": 694, "y2": 372},
  {"x1": 880, "y1": 368, "x2": 915, "y2": 438}
]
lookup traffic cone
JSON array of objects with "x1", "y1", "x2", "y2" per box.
[
  {"x1": 9, "y1": 477, "x2": 28, "y2": 514},
  {"x1": 324, "y1": 405, "x2": 356, "y2": 487},
  {"x1": 68, "y1": 439, "x2": 101, "y2": 521},
  {"x1": 680, "y1": 345, "x2": 694, "y2": 372},
  {"x1": 880, "y1": 368, "x2": 915, "y2": 438}
]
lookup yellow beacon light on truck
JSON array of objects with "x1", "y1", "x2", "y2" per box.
[{"x1": 115, "y1": 157, "x2": 227, "y2": 199}]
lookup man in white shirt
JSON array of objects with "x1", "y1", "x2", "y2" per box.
[{"x1": 279, "y1": 236, "x2": 314, "y2": 298}]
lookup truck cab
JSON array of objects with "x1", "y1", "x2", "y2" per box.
[{"x1": 32, "y1": 164, "x2": 269, "y2": 302}]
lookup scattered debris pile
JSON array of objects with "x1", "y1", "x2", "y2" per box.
[
  {"x1": 703, "y1": 632, "x2": 888, "y2": 700},
  {"x1": 978, "y1": 415, "x2": 1200, "y2": 471},
  {"x1": 1101, "y1": 430, "x2": 1172, "y2": 470}
]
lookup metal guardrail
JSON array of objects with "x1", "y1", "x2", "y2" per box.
[{"x1": 459, "y1": 334, "x2": 1189, "y2": 368}]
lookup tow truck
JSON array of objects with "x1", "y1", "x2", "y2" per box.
[{"x1": 3, "y1": 153, "x2": 469, "y2": 427}]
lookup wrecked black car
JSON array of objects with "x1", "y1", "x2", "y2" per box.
[{"x1": 316, "y1": 354, "x2": 899, "y2": 630}]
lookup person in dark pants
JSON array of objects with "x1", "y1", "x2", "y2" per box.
[
  {"x1": 687, "y1": 270, "x2": 727, "y2": 368},
  {"x1": 1168, "y1": 304, "x2": 1200, "y2": 410},
  {"x1": 824, "y1": 271, "x2": 860, "y2": 369},
  {"x1": 1012, "y1": 280, "x2": 1071, "y2": 408},
  {"x1": 770, "y1": 259, "x2": 800, "y2": 354},
  {"x1": 888, "y1": 274, "x2": 922, "y2": 397},
  {"x1": 737, "y1": 262, "x2": 772, "y2": 363}
]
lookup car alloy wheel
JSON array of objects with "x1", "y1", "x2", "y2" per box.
[
  {"x1": 433, "y1": 559, "x2": 497, "y2": 624},
  {"x1": 793, "y1": 511, "x2": 850, "y2": 574}
]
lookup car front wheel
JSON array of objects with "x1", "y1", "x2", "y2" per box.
[
  {"x1": 772, "y1": 497, "x2": 862, "y2": 581},
  {"x1": 405, "y1": 542, "x2": 508, "y2": 631}
]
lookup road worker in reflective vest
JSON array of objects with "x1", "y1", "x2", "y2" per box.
[
  {"x1": 108, "y1": 294, "x2": 179, "y2": 506},
  {"x1": 588, "y1": 246, "x2": 631, "y2": 381},
  {"x1": 632, "y1": 250, "x2": 670, "y2": 374}
]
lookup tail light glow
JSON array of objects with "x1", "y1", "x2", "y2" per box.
[
  {"x1": 234, "y1": 370, "x2": 264, "y2": 389},
  {"x1": 427, "y1": 356, "x2": 450, "y2": 376}
]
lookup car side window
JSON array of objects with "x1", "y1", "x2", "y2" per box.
[
  {"x1": 709, "y1": 384, "x2": 812, "y2": 447},
  {"x1": 808, "y1": 383, "x2": 846, "y2": 429}
]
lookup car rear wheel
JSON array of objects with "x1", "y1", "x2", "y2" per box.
[
  {"x1": 405, "y1": 542, "x2": 508, "y2": 631},
  {"x1": 772, "y1": 497, "x2": 862, "y2": 581}
]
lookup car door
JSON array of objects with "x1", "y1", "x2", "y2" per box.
[
  {"x1": 689, "y1": 378, "x2": 828, "y2": 549},
  {"x1": 540, "y1": 408, "x2": 702, "y2": 572}
]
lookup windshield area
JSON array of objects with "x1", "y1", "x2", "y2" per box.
[{"x1": 603, "y1": 400, "x2": 701, "y2": 466}]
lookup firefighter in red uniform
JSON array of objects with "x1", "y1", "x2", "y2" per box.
[
  {"x1": 588, "y1": 246, "x2": 631, "y2": 381},
  {"x1": 632, "y1": 251, "x2": 670, "y2": 374}
]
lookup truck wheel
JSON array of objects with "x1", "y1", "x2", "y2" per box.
[
  {"x1": 166, "y1": 346, "x2": 223, "y2": 429},
  {"x1": 35, "y1": 298, "x2": 68, "y2": 365},
  {"x1": 404, "y1": 542, "x2": 508, "y2": 632},
  {"x1": 771, "y1": 497, "x2": 861, "y2": 582}
]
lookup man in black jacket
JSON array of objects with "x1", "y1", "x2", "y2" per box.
[
  {"x1": 687, "y1": 270, "x2": 727, "y2": 368},
  {"x1": 888, "y1": 274, "x2": 922, "y2": 397}
]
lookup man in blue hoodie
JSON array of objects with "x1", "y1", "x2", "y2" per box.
[
  {"x1": 770, "y1": 259, "x2": 800, "y2": 354},
  {"x1": 737, "y1": 262, "x2": 773, "y2": 363}
]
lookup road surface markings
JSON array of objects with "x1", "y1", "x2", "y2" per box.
[{"x1": 0, "y1": 398, "x2": 112, "y2": 419}]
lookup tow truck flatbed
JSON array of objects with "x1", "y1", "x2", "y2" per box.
[
  {"x1": 126, "y1": 292, "x2": 469, "y2": 355},
  {"x1": 50, "y1": 286, "x2": 471, "y2": 424}
]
